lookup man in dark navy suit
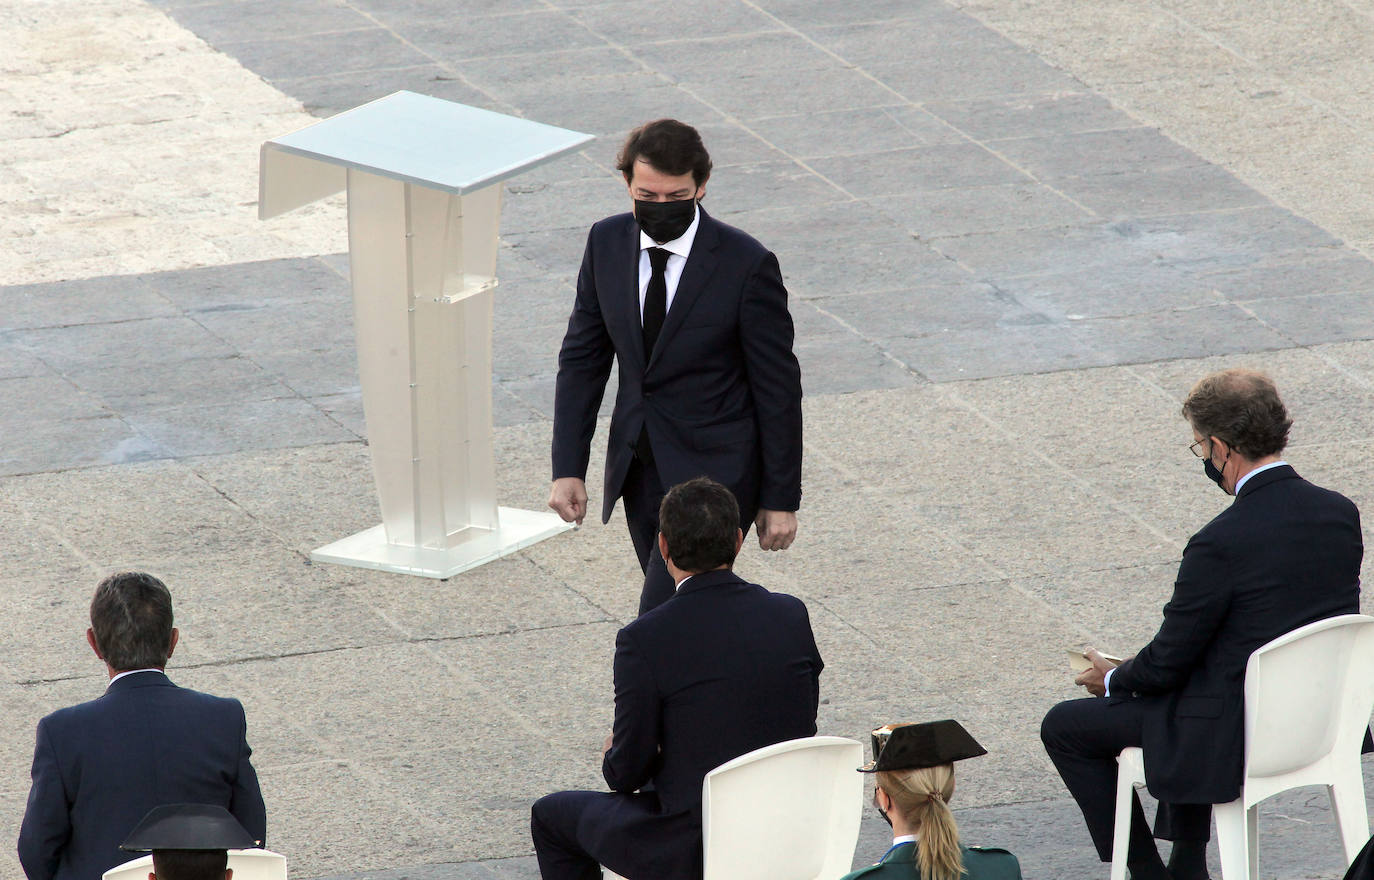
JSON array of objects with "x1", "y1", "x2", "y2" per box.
[
  {"x1": 1041, "y1": 369, "x2": 1364, "y2": 880},
  {"x1": 549, "y1": 119, "x2": 803, "y2": 615},
  {"x1": 18, "y1": 572, "x2": 267, "y2": 880},
  {"x1": 531, "y1": 477, "x2": 824, "y2": 880}
]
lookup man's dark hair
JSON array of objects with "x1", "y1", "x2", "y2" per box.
[
  {"x1": 616, "y1": 119, "x2": 713, "y2": 188},
  {"x1": 658, "y1": 477, "x2": 740, "y2": 574},
  {"x1": 151, "y1": 849, "x2": 228, "y2": 880},
  {"x1": 90, "y1": 571, "x2": 175, "y2": 672},
  {"x1": 1181, "y1": 368, "x2": 1292, "y2": 459}
]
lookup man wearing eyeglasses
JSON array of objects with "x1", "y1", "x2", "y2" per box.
[{"x1": 1041, "y1": 369, "x2": 1364, "y2": 880}]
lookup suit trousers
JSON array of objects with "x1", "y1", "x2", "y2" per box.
[
  {"x1": 1042, "y1": 696, "x2": 1211, "y2": 863},
  {"x1": 622, "y1": 456, "x2": 675, "y2": 615},
  {"x1": 531, "y1": 789, "x2": 701, "y2": 880}
]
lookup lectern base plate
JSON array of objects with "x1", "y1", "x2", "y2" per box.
[{"x1": 310, "y1": 507, "x2": 573, "y2": 579}]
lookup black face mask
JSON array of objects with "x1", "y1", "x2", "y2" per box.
[
  {"x1": 1204, "y1": 448, "x2": 1232, "y2": 495},
  {"x1": 634, "y1": 198, "x2": 695, "y2": 244}
]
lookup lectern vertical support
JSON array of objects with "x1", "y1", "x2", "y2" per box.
[{"x1": 259, "y1": 92, "x2": 593, "y2": 578}]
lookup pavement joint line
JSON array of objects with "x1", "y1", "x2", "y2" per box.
[
  {"x1": 804, "y1": 300, "x2": 934, "y2": 381},
  {"x1": 333, "y1": 0, "x2": 516, "y2": 117},
  {"x1": 186, "y1": 464, "x2": 311, "y2": 553},
  {"x1": 519, "y1": 554, "x2": 626, "y2": 626},
  {"x1": 1148, "y1": 3, "x2": 1374, "y2": 139},
  {"x1": 217, "y1": 25, "x2": 399, "y2": 47},
  {"x1": 935, "y1": 381, "x2": 1182, "y2": 548},
  {"x1": 279, "y1": 62, "x2": 478, "y2": 86},
  {"x1": 560, "y1": 10, "x2": 866, "y2": 202},
  {"x1": 737, "y1": 0, "x2": 942, "y2": 108},
  {"x1": 14, "y1": 620, "x2": 617, "y2": 688}
]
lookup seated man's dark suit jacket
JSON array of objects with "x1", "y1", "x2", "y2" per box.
[
  {"x1": 552, "y1": 207, "x2": 803, "y2": 529},
  {"x1": 547, "y1": 569, "x2": 823, "y2": 880},
  {"x1": 1115, "y1": 465, "x2": 1363, "y2": 804},
  {"x1": 18, "y1": 671, "x2": 267, "y2": 880}
]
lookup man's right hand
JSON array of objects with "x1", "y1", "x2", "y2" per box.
[
  {"x1": 548, "y1": 477, "x2": 588, "y2": 525},
  {"x1": 1074, "y1": 647, "x2": 1115, "y2": 697}
]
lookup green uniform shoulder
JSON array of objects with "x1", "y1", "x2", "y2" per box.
[
  {"x1": 962, "y1": 844, "x2": 1023, "y2": 880},
  {"x1": 835, "y1": 863, "x2": 889, "y2": 880}
]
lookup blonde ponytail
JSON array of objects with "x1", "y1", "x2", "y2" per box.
[{"x1": 876, "y1": 765, "x2": 964, "y2": 880}]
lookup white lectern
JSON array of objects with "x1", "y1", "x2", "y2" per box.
[{"x1": 258, "y1": 91, "x2": 593, "y2": 578}]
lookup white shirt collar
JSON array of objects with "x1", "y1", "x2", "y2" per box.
[
  {"x1": 1235, "y1": 460, "x2": 1287, "y2": 495},
  {"x1": 108, "y1": 668, "x2": 165, "y2": 687},
  {"x1": 675, "y1": 574, "x2": 693, "y2": 592},
  {"x1": 638, "y1": 202, "x2": 700, "y2": 259},
  {"x1": 891, "y1": 834, "x2": 917, "y2": 845}
]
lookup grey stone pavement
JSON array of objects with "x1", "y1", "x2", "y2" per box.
[{"x1": 4, "y1": 1, "x2": 1374, "y2": 878}]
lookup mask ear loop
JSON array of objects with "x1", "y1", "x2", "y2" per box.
[{"x1": 1212, "y1": 439, "x2": 1234, "y2": 494}]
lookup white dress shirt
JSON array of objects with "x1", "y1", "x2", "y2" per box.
[
  {"x1": 1234, "y1": 459, "x2": 1287, "y2": 495},
  {"x1": 637, "y1": 203, "x2": 700, "y2": 323}
]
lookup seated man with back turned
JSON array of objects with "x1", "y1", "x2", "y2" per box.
[
  {"x1": 531, "y1": 476, "x2": 824, "y2": 880},
  {"x1": 18, "y1": 572, "x2": 267, "y2": 880},
  {"x1": 1041, "y1": 369, "x2": 1364, "y2": 880}
]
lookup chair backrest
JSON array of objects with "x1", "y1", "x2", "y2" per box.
[
  {"x1": 1244, "y1": 614, "x2": 1374, "y2": 779},
  {"x1": 103, "y1": 848, "x2": 288, "y2": 880},
  {"x1": 701, "y1": 736, "x2": 864, "y2": 880}
]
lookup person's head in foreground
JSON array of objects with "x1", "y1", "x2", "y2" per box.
[
  {"x1": 656, "y1": 477, "x2": 744, "y2": 579},
  {"x1": 120, "y1": 803, "x2": 257, "y2": 880},
  {"x1": 1182, "y1": 368, "x2": 1291, "y2": 496},
  {"x1": 617, "y1": 118, "x2": 711, "y2": 244},
  {"x1": 88, "y1": 570, "x2": 178, "y2": 675},
  {"x1": 861, "y1": 720, "x2": 988, "y2": 880}
]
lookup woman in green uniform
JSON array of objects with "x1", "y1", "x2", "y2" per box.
[{"x1": 840, "y1": 720, "x2": 1021, "y2": 880}]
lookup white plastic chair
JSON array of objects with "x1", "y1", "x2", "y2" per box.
[
  {"x1": 605, "y1": 735, "x2": 864, "y2": 880},
  {"x1": 701, "y1": 735, "x2": 864, "y2": 880},
  {"x1": 103, "y1": 848, "x2": 287, "y2": 880},
  {"x1": 1110, "y1": 614, "x2": 1374, "y2": 880}
]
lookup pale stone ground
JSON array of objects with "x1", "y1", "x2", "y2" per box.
[
  {"x1": 0, "y1": 0, "x2": 345, "y2": 285},
  {"x1": 952, "y1": 0, "x2": 1374, "y2": 257},
  {"x1": 3, "y1": 1, "x2": 1374, "y2": 878}
]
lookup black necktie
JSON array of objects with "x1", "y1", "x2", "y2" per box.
[{"x1": 642, "y1": 247, "x2": 670, "y2": 358}]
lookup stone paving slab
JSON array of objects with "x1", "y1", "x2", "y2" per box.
[{"x1": 5, "y1": 348, "x2": 1373, "y2": 878}]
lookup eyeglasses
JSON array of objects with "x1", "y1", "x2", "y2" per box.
[{"x1": 1189, "y1": 439, "x2": 1208, "y2": 458}]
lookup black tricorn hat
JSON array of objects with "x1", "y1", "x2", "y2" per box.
[
  {"x1": 120, "y1": 804, "x2": 258, "y2": 852},
  {"x1": 859, "y1": 719, "x2": 987, "y2": 773}
]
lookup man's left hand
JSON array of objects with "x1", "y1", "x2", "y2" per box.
[
  {"x1": 1074, "y1": 647, "x2": 1114, "y2": 697},
  {"x1": 755, "y1": 509, "x2": 797, "y2": 551},
  {"x1": 602, "y1": 733, "x2": 614, "y2": 756}
]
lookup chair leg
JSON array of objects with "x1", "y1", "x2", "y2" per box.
[
  {"x1": 1214, "y1": 800, "x2": 1250, "y2": 880},
  {"x1": 1246, "y1": 805, "x2": 1258, "y2": 880},
  {"x1": 1111, "y1": 750, "x2": 1142, "y2": 880},
  {"x1": 1328, "y1": 780, "x2": 1372, "y2": 866}
]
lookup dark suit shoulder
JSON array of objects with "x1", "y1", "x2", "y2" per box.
[
  {"x1": 621, "y1": 573, "x2": 805, "y2": 636},
  {"x1": 45, "y1": 679, "x2": 241, "y2": 728},
  {"x1": 1197, "y1": 467, "x2": 1357, "y2": 538},
  {"x1": 706, "y1": 213, "x2": 771, "y2": 257},
  {"x1": 589, "y1": 212, "x2": 635, "y2": 239}
]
